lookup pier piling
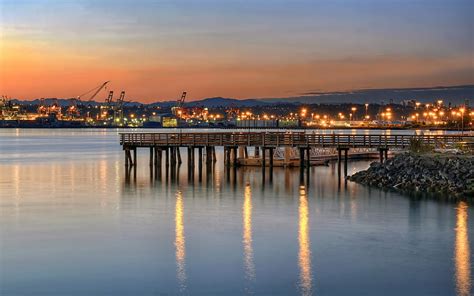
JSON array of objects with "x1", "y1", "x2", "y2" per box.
[
  {"x1": 149, "y1": 147, "x2": 154, "y2": 167},
  {"x1": 119, "y1": 132, "x2": 472, "y2": 183}
]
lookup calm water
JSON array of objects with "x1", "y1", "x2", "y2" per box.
[{"x1": 0, "y1": 129, "x2": 472, "y2": 296}]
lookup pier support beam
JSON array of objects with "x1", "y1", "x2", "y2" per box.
[
  {"x1": 125, "y1": 148, "x2": 132, "y2": 167},
  {"x1": 225, "y1": 147, "x2": 231, "y2": 167},
  {"x1": 133, "y1": 148, "x2": 137, "y2": 168},
  {"x1": 306, "y1": 148, "x2": 311, "y2": 169},
  {"x1": 269, "y1": 148, "x2": 274, "y2": 169},
  {"x1": 269, "y1": 148, "x2": 274, "y2": 182},
  {"x1": 171, "y1": 147, "x2": 176, "y2": 167},
  {"x1": 306, "y1": 147, "x2": 311, "y2": 185},
  {"x1": 299, "y1": 148, "x2": 305, "y2": 169},
  {"x1": 156, "y1": 148, "x2": 162, "y2": 179},
  {"x1": 299, "y1": 148, "x2": 305, "y2": 183},
  {"x1": 208, "y1": 146, "x2": 214, "y2": 164},
  {"x1": 149, "y1": 147, "x2": 154, "y2": 167},
  {"x1": 378, "y1": 147, "x2": 389, "y2": 163},
  {"x1": 177, "y1": 147, "x2": 182, "y2": 165},
  {"x1": 187, "y1": 147, "x2": 192, "y2": 179},
  {"x1": 212, "y1": 147, "x2": 217, "y2": 163},
  {"x1": 198, "y1": 147, "x2": 203, "y2": 181},
  {"x1": 337, "y1": 147, "x2": 349, "y2": 177},
  {"x1": 232, "y1": 147, "x2": 238, "y2": 167},
  {"x1": 344, "y1": 148, "x2": 348, "y2": 177}
]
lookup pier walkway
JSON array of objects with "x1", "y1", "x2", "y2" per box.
[
  {"x1": 119, "y1": 132, "x2": 473, "y2": 181},
  {"x1": 120, "y1": 132, "x2": 470, "y2": 149}
]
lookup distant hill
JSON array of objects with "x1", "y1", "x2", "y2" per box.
[
  {"x1": 186, "y1": 97, "x2": 271, "y2": 107},
  {"x1": 10, "y1": 85, "x2": 474, "y2": 107},
  {"x1": 147, "y1": 97, "x2": 272, "y2": 108},
  {"x1": 11, "y1": 98, "x2": 143, "y2": 107},
  {"x1": 263, "y1": 85, "x2": 474, "y2": 105},
  {"x1": 11, "y1": 98, "x2": 81, "y2": 107}
]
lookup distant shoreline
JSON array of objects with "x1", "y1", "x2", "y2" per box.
[{"x1": 0, "y1": 126, "x2": 472, "y2": 131}]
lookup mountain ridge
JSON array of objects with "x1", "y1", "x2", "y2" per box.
[{"x1": 9, "y1": 84, "x2": 474, "y2": 107}]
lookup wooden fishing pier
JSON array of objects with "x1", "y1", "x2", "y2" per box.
[{"x1": 119, "y1": 131, "x2": 473, "y2": 180}]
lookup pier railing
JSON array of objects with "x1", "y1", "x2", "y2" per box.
[{"x1": 120, "y1": 132, "x2": 473, "y2": 149}]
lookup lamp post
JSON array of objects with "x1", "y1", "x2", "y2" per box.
[
  {"x1": 460, "y1": 107, "x2": 465, "y2": 135},
  {"x1": 351, "y1": 107, "x2": 357, "y2": 121}
]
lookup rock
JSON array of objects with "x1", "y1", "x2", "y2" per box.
[{"x1": 349, "y1": 152, "x2": 474, "y2": 199}]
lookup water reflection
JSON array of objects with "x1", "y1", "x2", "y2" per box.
[
  {"x1": 243, "y1": 184, "x2": 256, "y2": 285},
  {"x1": 175, "y1": 190, "x2": 187, "y2": 292},
  {"x1": 298, "y1": 185, "x2": 312, "y2": 296},
  {"x1": 455, "y1": 201, "x2": 471, "y2": 296}
]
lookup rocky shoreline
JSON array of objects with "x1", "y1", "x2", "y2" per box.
[{"x1": 349, "y1": 152, "x2": 474, "y2": 199}]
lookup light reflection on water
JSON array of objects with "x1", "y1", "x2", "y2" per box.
[
  {"x1": 455, "y1": 201, "x2": 471, "y2": 296},
  {"x1": 243, "y1": 184, "x2": 256, "y2": 287},
  {"x1": 0, "y1": 129, "x2": 472, "y2": 296},
  {"x1": 175, "y1": 190, "x2": 187, "y2": 293},
  {"x1": 298, "y1": 185, "x2": 312, "y2": 296}
]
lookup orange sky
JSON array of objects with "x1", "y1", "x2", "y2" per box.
[{"x1": 1, "y1": 0, "x2": 473, "y2": 102}]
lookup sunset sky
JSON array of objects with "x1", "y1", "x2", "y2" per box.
[{"x1": 1, "y1": 0, "x2": 473, "y2": 102}]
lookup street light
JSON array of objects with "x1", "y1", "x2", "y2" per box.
[
  {"x1": 460, "y1": 107, "x2": 465, "y2": 135},
  {"x1": 351, "y1": 107, "x2": 357, "y2": 121}
]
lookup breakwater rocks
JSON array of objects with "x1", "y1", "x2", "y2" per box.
[{"x1": 349, "y1": 153, "x2": 474, "y2": 198}]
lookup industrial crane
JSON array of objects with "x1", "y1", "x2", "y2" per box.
[
  {"x1": 173, "y1": 91, "x2": 187, "y2": 118},
  {"x1": 114, "y1": 91, "x2": 125, "y2": 123},
  {"x1": 76, "y1": 81, "x2": 110, "y2": 101},
  {"x1": 99, "y1": 90, "x2": 115, "y2": 120},
  {"x1": 99, "y1": 90, "x2": 126, "y2": 124},
  {"x1": 178, "y1": 91, "x2": 186, "y2": 108},
  {"x1": 67, "y1": 81, "x2": 110, "y2": 118}
]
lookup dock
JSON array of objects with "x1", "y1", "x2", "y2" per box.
[{"x1": 119, "y1": 132, "x2": 473, "y2": 182}]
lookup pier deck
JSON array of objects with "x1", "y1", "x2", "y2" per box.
[
  {"x1": 119, "y1": 132, "x2": 473, "y2": 182},
  {"x1": 120, "y1": 132, "x2": 472, "y2": 149}
]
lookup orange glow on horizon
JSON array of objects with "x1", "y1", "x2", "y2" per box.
[{"x1": 1, "y1": 38, "x2": 473, "y2": 102}]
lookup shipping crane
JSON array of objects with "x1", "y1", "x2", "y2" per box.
[
  {"x1": 99, "y1": 90, "x2": 115, "y2": 120},
  {"x1": 172, "y1": 91, "x2": 187, "y2": 118},
  {"x1": 76, "y1": 81, "x2": 110, "y2": 102},
  {"x1": 106, "y1": 90, "x2": 114, "y2": 106},
  {"x1": 178, "y1": 91, "x2": 186, "y2": 109},
  {"x1": 67, "y1": 81, "x2": 110, "y2": 119},
  {"x1": 114, "y1": 91, "x2": 125, "y2": 123}
]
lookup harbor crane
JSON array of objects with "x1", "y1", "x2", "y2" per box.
[
  {"x1": 77, "y1": 81, "x2": 110, "y2": 101},
  {"x1": 67, "y1": 81, "x2": 110, "y2": 118},
  {"x1": 99, "y1": 90, "x2": 115, "y2": 120},
  {"x1": 114, "y1": 91, "x2": 125, "y2": 123},
  {"x1": 99, "y1": 90, "x2": 126, "y2": 124},
  {"x1": 178, "y1": 91, "x2": 187, "y2": 109},
  {"x1": 172, "y1": 91, "x2": 187, "y2": 118}
]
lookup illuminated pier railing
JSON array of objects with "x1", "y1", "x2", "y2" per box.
[{"x1": 120, "y1": 132, "x2": 473, "y2": 149}]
